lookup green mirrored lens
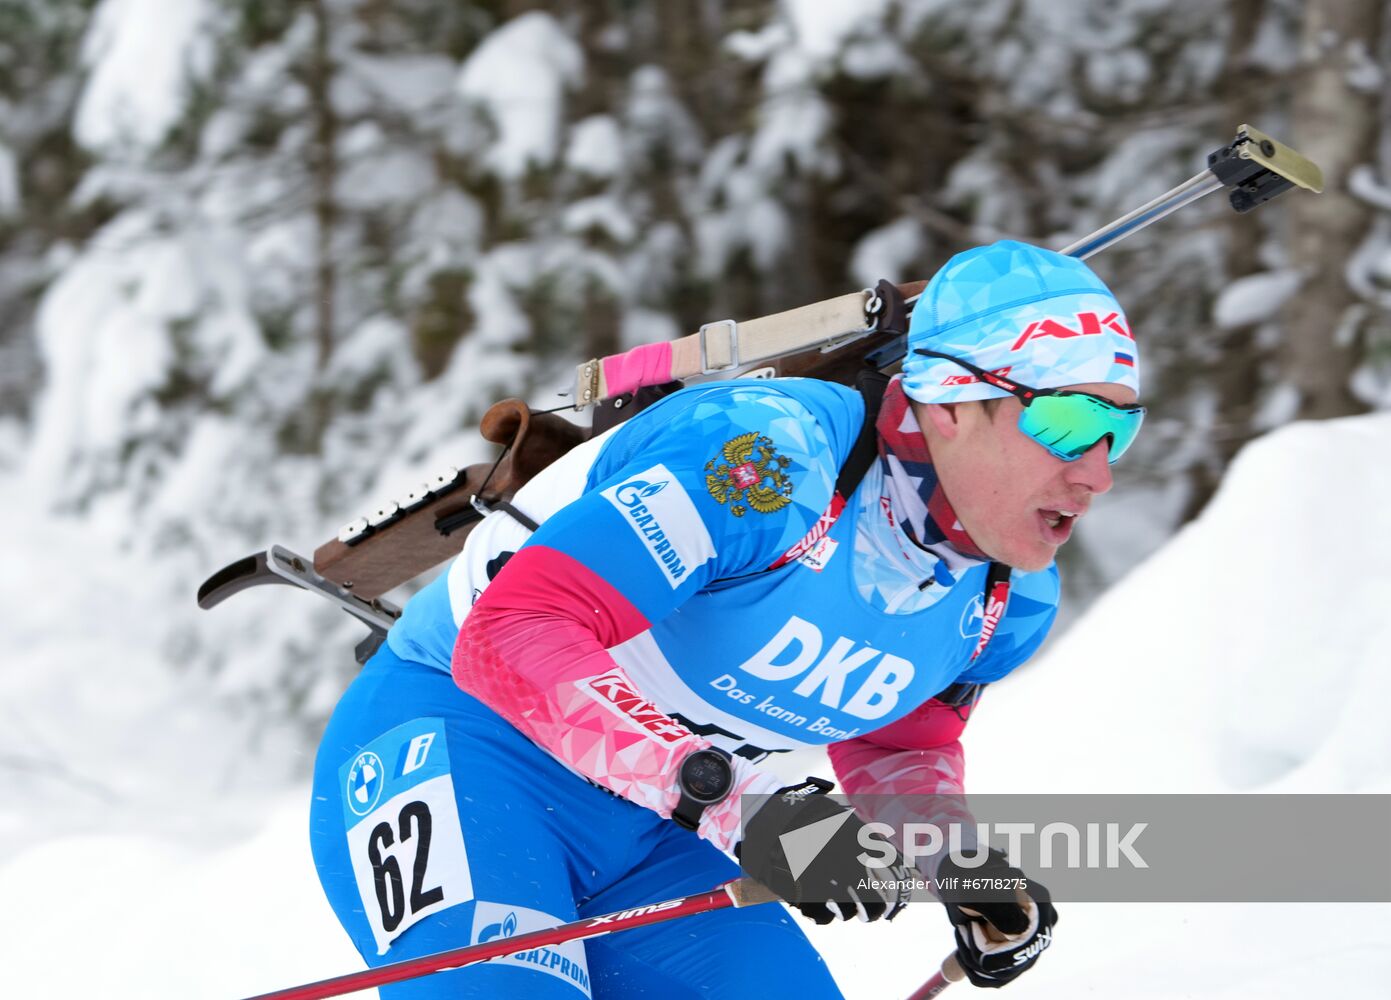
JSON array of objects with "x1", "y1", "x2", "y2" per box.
[{"x1": 1018, "y1": 394, "x2": 1144, "y2": 464}]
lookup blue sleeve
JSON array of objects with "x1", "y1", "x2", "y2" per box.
[
  {"x1": 954, "y1": 563, "x2": 1060, "y2": 684},
  {"x1": 521, "y1": 380, "x2": 863, "y2": 624}
]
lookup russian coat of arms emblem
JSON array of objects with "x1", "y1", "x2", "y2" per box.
[{"x1": 704, "y1": 432, "x2": 793, "y2": 516}]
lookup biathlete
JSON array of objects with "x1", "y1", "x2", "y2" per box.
[{"x1": 309, "y1": 241, "x2": 1145, "y2": 996}]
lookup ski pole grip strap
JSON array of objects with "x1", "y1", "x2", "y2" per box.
[{"x1": 573, "y1": 290, "x2": 874, "y2": 408}]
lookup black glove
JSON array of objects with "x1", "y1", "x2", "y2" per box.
[
  {"x1": 738, "y1": 781, "x2": 912, "y2": 925},
  {"x1": 936, "y1": 848, "x2": 1058, "y2": 988}
]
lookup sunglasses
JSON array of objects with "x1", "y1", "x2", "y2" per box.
[{"x1": 913, "y1": 349, "x2": 1146, "y2": 464}]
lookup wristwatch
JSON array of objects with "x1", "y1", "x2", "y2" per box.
[{"x1": 672, "y1": 748, "x2": 734, "y2": 831}]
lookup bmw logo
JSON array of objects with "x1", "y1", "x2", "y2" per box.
[{"x1": 346, "y1": 750, "x2": 385, "y2": 816}]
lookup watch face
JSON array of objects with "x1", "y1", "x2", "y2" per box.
[{"x1": 682, "y1": 750, "x2": 733, "y2": 802}]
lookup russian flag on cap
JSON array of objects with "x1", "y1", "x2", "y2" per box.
[{"x1": 1114, "y1": 352, "x2": 1135, "y2": 367}]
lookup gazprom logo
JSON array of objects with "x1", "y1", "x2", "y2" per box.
[
  {"x1": 615, "y1": 479, "x2": 668, "y2": 504},
  {"x1": 471, "y1": 901, "x2": 591, "y2": 995},
  {"x1": 479, "y1": 911, "x2": 519, "y2": 942},
  {"x1": 611, "y1": 480, "x2": 686, "y2": 583},
  {"x1": 601, "y1": 464, "x2": 715, "y2": 589}
]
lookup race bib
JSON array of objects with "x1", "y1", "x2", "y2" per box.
[{"x1": 340, "y1": 718, "x2": 474, "y2": 954}]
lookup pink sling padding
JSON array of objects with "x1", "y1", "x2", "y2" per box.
[{"x1": 601, "y1": 341, "x2": 674, "y2": 398}]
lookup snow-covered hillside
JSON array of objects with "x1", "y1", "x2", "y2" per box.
[
  {"x1": 806, "y1": 412, "x2": 1391, "y2": 998},
  {"x1": 3, "y1": 415, "x2": 1388, "y2": 998},
  {"x1": 970, "y1": 412, "x2": 1391, "y2": 797}
]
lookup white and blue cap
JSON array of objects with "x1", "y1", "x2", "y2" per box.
[{"x1": 901, "y1": 240, "x2": 1141, "y2": 404}]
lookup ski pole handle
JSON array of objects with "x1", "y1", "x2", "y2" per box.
[{"x1": 908, "y1": 888, "x2": 1031, "y2": 998}]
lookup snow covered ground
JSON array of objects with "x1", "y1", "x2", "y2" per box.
[{"x1": 3, "y1": 413, "x2": 1390, "y2": 998}]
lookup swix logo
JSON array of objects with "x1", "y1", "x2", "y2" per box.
[
  {"x1": 586, "y1": 899, "x2": 683, "y2": 927},
  {"x1": 1009, "y1": 311, "x2": 1133, "y2": 352},
  {"x1": 971, "y1": 582, "x2": 1009, "y2": 660},
  {"x1": 942, "y1": 366, "x2": 1011, "y2": 387},
  {"x1": 770, "y1": 493, "x2": 846, "y2": 569},
  {"x1": 738, "y1": 617, "x2": 916, "y2": 720},
  {"x1": 582, "y1": 670, "x2": 693, "y2": 744},
  {"x1": 780, "y1": 780, "x2": 832, "y2": 804},
  {"x1": 1012, "y1": 926, "x2": 1053, "y2": 966}
]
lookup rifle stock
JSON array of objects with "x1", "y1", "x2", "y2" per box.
[{"x1": 311, "y1": 302, "x2": 913, "y2": 599}]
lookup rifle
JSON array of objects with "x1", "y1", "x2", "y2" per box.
[{"x1": 198, "y1": 124, "x2": 1321, "y2": 654}]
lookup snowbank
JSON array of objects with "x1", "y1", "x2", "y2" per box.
[
  {"x1": 966, "y1": 412, "x2": 1391, "y2": 796},
  {"x1": 0, "y1": 797, "x2": 360, "y2": 998},
  {"x1": 809, "y1": 412, "x2": 1391, "y2": 996}
]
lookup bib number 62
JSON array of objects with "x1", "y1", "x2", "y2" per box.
[{"x1": 366, "y1": 800, "x2": 443, "y2": 933}]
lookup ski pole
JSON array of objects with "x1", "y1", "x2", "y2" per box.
[
  {"x1": 235, "y1": 877, "x2": 780, "y2": 1000},
  {"x1": 908, "y1": 891, "x2": 1035, "y2": 998},
  {"x1": 908, "y1": 954, "x2": 965, "y2": 999}
]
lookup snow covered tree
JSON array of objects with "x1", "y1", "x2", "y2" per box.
[
  {"x1": 1284, "y1": 0, "x2": 1386, "y2": 419},
  {"x1": 7, "y1": 0, "x2": 1389, "y2": 729},
  {"x1": 0, "y1": 0, "x2": 99, "y2": 436}
]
